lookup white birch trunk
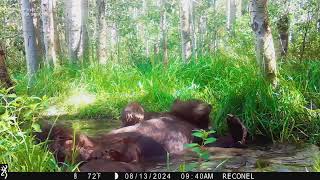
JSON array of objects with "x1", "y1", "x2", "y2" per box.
[
  {"x1": 160, "y1": 0, "x2": 168, "y2": 66},
  {"x1": 21, "y1": 0, "x2": 39, "y2": 77},
  {"x1": 81, "y1": 0, "x2": 89, "y2": 62},
  {"x1": 96, "y1": 0, "x2": 108, "y2": 64},
  {"x1": 66, "y1": 0, "x2": 82, "y2": 62},
  {"x1": 41, "y1": 0, "x2": 57, "y2": 67},
  {"x1": 250, "y1": 0, "x2": 278, "y2": 87},
  {"x1": 180, "y1": 0, "x2": 192, "y2": 62},
  {"x1": 226, "y1": 0, "x2": 236, "y2": 31}
]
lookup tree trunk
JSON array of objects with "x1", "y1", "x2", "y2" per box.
[
  {"x1": 250, "y1": 0, "x2": 278, "y2": 87},
  {"x1": 180, "y1": 0, "x2": 192, "y2": 62},
  {"x1": 81, "y1": 0, "x2": 89, "y2": 63},
  {"x1": 66, "y1": 0, "x2": 89, "y2": 63},
  {"x1": 96, "y1": 0, "x2": 108, "y2": 64},
  {"x1": 190, "y1": 0, "x2": 197, "y2": 60},
  {"x1": 226, "y1": 0, "x2": 236, "y2": 32},
  {"x1": 31, "y1": 0, "x2": 45, "y2": 66},
  {"x1": 0, "y1": 43, "x2": 14, "y2": 92},
  {"x1": 160, "y1": 0, "x2": 168, "y2": 66},
  {"x1": 53, "y1": 0, "x2": 61, "y2": 57},
  {"x1": 241, "y1": 0, "x2": 249, "y2": 15},
  {"x1": 142, "y1": 0, "x2": 150, "y2": 57},
  {"x1": 21, "y1": 0, "x2": 39, "y2": 77},
  {"x1": 277, "y1": 13, "x2": 289, "y2": 57},
  {"x1": 41, "y1": 0, "x2": 57, "y2": 67}
]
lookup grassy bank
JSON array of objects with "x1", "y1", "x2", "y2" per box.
[{"x1": 13, "y1": 55, "x2": 320, "y2": 144}]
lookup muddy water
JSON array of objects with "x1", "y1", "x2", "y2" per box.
[
  {"x1": 63, "y1": 119, "x2": 319, "y2": 172},
  {"x1": 145, "y1": 144, "x2": 319, "y2": 172}
]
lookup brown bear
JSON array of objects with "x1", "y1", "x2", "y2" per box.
[
  {"x1": 114, "y1": 99, "x2": 213, "y2": 154},
  {"x1": 226, "y1": 114, "x2": 248, "y2": 147},
  {"x1": 35, "y1": 122, "x2": 167, "y2": 164},
  {"x1": 79, "y1": 159, "x2": 142, "y2": 172},
  {"x1": 170, "y1": 99, "x2": 212, "y2": 130},
  {"x1": 34, "y1": 122, "x2": 96, "y2": 163},
  {"x1": 121, "y1": 99, "x2": 212, "y2": 130},
  {"x1": 88, "y1": 132, "x2": 167, "y2": 163},
  {"x1": 207, "y1": 114, "x2": 248, "y2": 148}
]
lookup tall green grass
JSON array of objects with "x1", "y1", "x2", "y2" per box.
[{"x1": 14, "y1": 55, "x2": 320, "y2": 144}]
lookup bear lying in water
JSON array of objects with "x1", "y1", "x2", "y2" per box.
[
  {"x1": 121, "y1": 99, "x2": 212, "y2": 130},
  {"x1": 115, "y1": 99, "x2": 213, "y2": 154},
  {"x1": 35, "y1": 123, "x2": 167, "y2": 164},
  {"x1": 36, "y1": 99, "x2": 253, "y2": 172}
]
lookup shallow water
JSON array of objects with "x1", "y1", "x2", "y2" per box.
[{"x1": 62, "y1": 119, "x2": 319, "y2": 172}]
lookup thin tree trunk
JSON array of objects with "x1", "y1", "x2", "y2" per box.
[
  {"x1": 0, "y1": 43, "x2": 14, "y2": 92},
  {"x1": 250, "y1": 0, "x2": 278, "y2": 87},
  {"x1": 41, "y1": 0, "x2": 57, "y2": 67},
  {"x1": 66, "y1": 0, "x2": 89, "y2": 63},
  {"x1": 142, "y1": 0, "x2": 150, "y2": 57},
  {"x1": 53, "y1": 0, "x2": 61, "y2": 57},
  {"x1": 160, "y1": 0, "x2": 168, "y2": 66},
  {"x1": 190, "y1": 0, "x2": 197, "y2": 60},
  {"x1": 21, "y1": 0, "x2": 39, "y2": 78},
  {"x1": 277, "y1": 13, "x2": 289, "y2": 57},
  {"x1": 180, "y1": 0, "x2": 192, "y2": 62},
  {"x1": 31, "y1": 0, "x2": 45, "y2": 66},
  {"x1": 226, "y1": 0, "x2": 236, "y2": 32},
  {"x1": 96, "y1": 0, "x2": 108, "y2": 64},
  {"x1": 81, "y1": 0, "x2": 89, "y2": 63}
]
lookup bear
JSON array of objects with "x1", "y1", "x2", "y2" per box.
[
  {"x1": 88, "y1": 132, "x2": 167, "y2": 163},
  {"x1": 170, "y1": 99, "x2": 212, "y2": 130},
  {"x1": 121, "y1": 99, "x2": 212, "y2": 130},
  {"x1": 114, "y1": 99, "x2": 213, "y2": 154},
  {"x1": 79, "y1": 159, "x2": 142, "y2": 172},
  {"x1": 226, "y1": 114, "x2": 248, "y2": 147},
  {"x1": 121, "y1": 102, "x2": 145, "y2": 127},
  {"x1": 34, "y1": 122, "x2": 96, "y2": 163},
  {"x1": 207, "y1": 114, "x2": 248, "y2": 148},
  {"x1": 35, "y1": 122, "x2": 167, "y2": 164}
]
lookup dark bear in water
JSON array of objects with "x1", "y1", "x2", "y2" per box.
[
  {"x1": 35, "y1": 122, "x2": 167, "y2": 164},
  {"x1": 115, "y1": 99, "x2": 212, "y2": 154},
  {"x1": 89, "y1": 132, "x2": 167, "y2": 163},
  {"x1": 170, "y1": 99, "x2": 212, "y2": 130},
  {"x1": 121, "y1": 99, "x2": 212, "y2": 130},
  {"x1": 34, "y1": 122, "x2": 96, "y2": 163},
  {"x1": 79, "y1": 159, "x2": 142, "y2": 172}
]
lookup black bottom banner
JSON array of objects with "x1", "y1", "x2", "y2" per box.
[{"x1": 1, "y1": 172, "x2": 320, "y2": 180}]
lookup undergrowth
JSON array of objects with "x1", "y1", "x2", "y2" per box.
[{"x1": 13, "y1": 55, "x2": 320, "y2": 144}]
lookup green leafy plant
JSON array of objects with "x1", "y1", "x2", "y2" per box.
[
  {"x1": 179, "y1": 129, "x2": 216, "y2": 172},
  {"x1": 186, "y1": 129, "x2": 216, "y2": 161}
]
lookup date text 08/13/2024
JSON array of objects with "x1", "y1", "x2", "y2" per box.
[{"x1": 114, "y1": 172, "x2": 254, "y2": 180}]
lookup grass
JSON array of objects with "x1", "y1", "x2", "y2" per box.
[
  {"x1": 14, "y1": 54, "x2": 320, "y2": 144},
  {"x1": 1, "y1": 53, "x2": 319, "y2": 172},
  {"x1": 314, "y1": 157, "x2": 320, "y2": 172}
]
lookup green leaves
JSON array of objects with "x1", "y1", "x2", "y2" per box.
[
  {"x1": 204, "y1": 137, "x2": 217, "y2": 145},
  {"x1": 192, "y1": 131, "x2": 204, "y2": 139}
]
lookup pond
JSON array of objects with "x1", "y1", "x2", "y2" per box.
[{"x1": 62, "y1": 119, "x2": 319, "y2": 172}]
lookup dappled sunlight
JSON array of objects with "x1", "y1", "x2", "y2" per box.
[
  {"x1": 65, "y1": 87, "x2": 96, "y2": 108},
  {"x1": 45, "y1": 105, "x2": 67, "y2": 117}
]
